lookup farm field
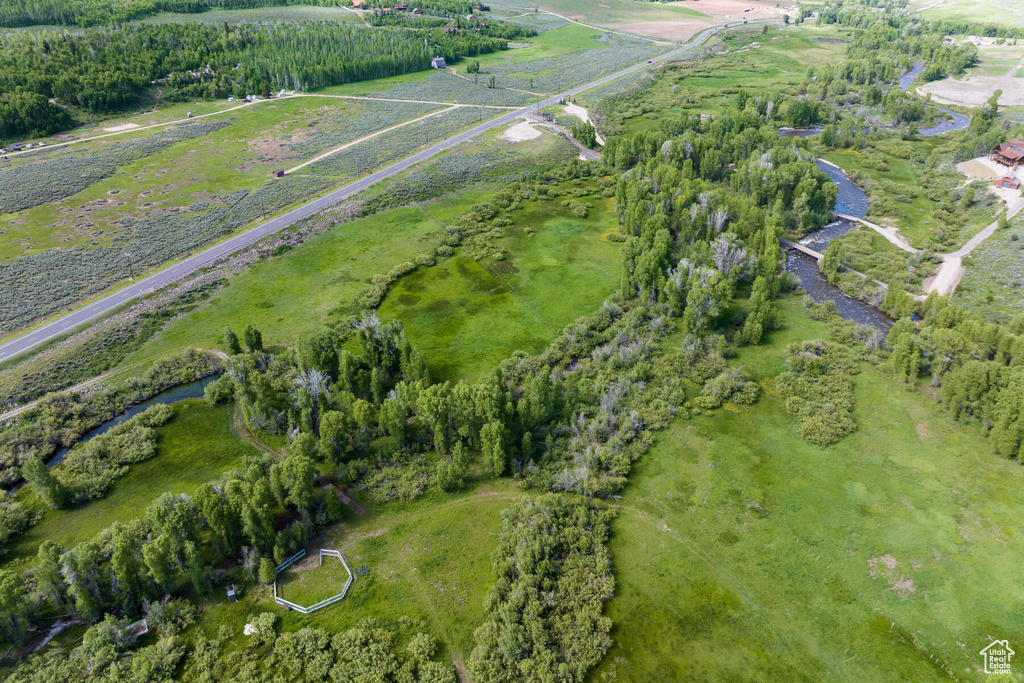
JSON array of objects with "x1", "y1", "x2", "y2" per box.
[
  {"x1": 2, "y1": 400, "x2": 256, "y2": 568},
  {"x1": 912, "y1": 0, "x2": 1024, "y2": 29},
  {"x1": 530, "y1": 0, "x2": 789, "y2": 41},
  {"x1": 592, "y1": 297, "x2": 1024, "y2": 682}
]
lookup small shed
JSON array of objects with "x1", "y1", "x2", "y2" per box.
[
  {"x1": 994, "y1": 175, "x2": 1022, "y2": 190},
  {"x1": 394, "y1": 2, "x2": 408, "y2": 9},
  {"x1": 352, "y1": 0, "x2": 364, "y2": 6},
  {"x1": 272, "y1": 169, "x2": 286, "y2": 179},
  {"x1": 411, "y1": 7, "x2": 423, "y2": 13},
  {"x1": 443, "y1": 26, "x2": 459, "y2": 34},
  {"x1": 431, "y1": 56, "x2": 447, "y2": 69}
]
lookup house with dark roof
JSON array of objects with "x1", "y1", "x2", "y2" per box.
[
  {"x1": 430, "y1": 56, "x2": 447, "y2": 69},
  {"x1": 992, "y1": 139, "x2": 1024, "y2": 166}
]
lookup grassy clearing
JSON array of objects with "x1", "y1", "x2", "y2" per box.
[
  {"x1": 189, "y1": 482, "x2": 524, "y2": 663},
  {"x1": 275, "y1": 553, "x2": 353, "y2": 608},
  {"x1": 120, "y1": 205, "x2": 443, "y2": 364},
  {"x1": 471, "y1": 23, "x2": 609, "y2": 70},
  {"x1": 379, "y1": 191, "x2": 623, "y2": 382},
  {"x1": 591, "y1": 297, "x2": 1024, "y2": 682},
  {"x1": 599, "y1": 25, "x2": 850, "y2": 135},
  {"x1": 2, "y1": 400, "x2": 256, "y2": 568},
  {"x1": 533, "y1": 0, "x2": 715, "y2": 41}
]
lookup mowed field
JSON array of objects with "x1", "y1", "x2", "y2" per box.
[
  {"x1": 913, "y1": 0, "x2": 1024, "y2": 29},
  {"x1": 591, "y1": 297, "x2": 1024, "y2": 682}
]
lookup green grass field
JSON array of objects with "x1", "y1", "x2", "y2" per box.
[
  {"x1": 3, "y1": 400, "x2": 256, "y2": 568},
  {"x1": 597, "y1": 25, "x2": 851, "y2": 135},
  {"x1": 378, "y1": 192, "x2": 623, "y2": 381},
  {"x1": 590, "y1": 297, "x2": 1024, "y2": 682},
  {"x1": 189, "y1": 482, "x2": 524, "y2": 666},
  {"x1": 120, "y1": 205, "x2": 444, "y2": 363},
  {"x1": 533, "y1": 0, "x2": 714, "y2": 41},
  {"x1": 913, "y1": 0, "x2": 1024, "y2": 29},
  {"x1": 0, "y1": 96, "x2": 441, "y2": 262},
  {"x1": 275, "y1": 552, "x2": 353, "y2": 608}
]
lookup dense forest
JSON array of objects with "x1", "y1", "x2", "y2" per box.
[{"x1": 0, "y1": 18, "x2": 529, "y2": 139}]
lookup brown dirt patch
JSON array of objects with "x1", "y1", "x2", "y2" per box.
[{"x1": 678, "y1": 0, "x2": 793, "y2": 20}]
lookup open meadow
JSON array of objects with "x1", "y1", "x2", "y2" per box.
[
  {"x1": 912, "y1": 0, "x2": 1024, "y2": 29},
  {"x1": 2, "y1": 399, "x2": 257, "y2": 568},
  {"x1": 188, "y1": 482, "x2": 525, "y2": 667},
  {"x1": 591, "y1": 297, "x2": 1024, "y2": 682}
]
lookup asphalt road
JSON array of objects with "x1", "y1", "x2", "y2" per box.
[{"x1": 0, "y1": 23, "x2": 734, "y2": 364}]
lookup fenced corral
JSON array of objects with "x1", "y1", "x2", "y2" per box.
[{"x1": 273, "y1": 548, "x2": 354, "y2": 614}]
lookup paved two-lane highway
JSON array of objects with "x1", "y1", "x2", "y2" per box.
[{"x1": 0, "y1": 22, "x2": 740, "y2": 364}]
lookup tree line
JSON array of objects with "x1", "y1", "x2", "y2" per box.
[{"x1": 0, "y1": 18, "x2": 519, "y2": 139}]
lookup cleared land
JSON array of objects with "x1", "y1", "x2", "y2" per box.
[
  {"x1": 913, "y1": 0, "x2": 1024, "y2": 29},
  {"x1": 532, "y1": 0, "x2": 790, "y2": 41},
  {"x1": 187, "y1": 483, "x2": 523, "y2": 666},
  {"x1": 592, "y1": 297, "x2": 1024, "y2": 682},
  {"x1": 917, "y1": 41, "x2": 1024, "y2": 108}
]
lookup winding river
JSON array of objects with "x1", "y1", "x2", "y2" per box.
[
  {"x1": 6, "y1": 376, "x2": 219, "y2": 494},
  {"x1": 785, "y1": 162, "x2": 896, "y2": 332},
  {"x1": 45, "y1": 375, "x2": 219, "y2": 468}
]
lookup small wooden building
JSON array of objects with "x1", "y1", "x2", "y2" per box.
[
  {"x1": 992, "y1": 139, "x2": 1024, "y2": 166},
  {"x1": 443, "y1": 25, "x2": 459, "y2": 34},
  {"x1": 272, "y1": 169, "x2": 285, "y2": 178},
  {"x1": 411, "y1": 7, "x2": 423, "y2": 14},
  {"x1": 430, "y1": 56, "x2": 447, "y2": 69},
  {"x1": 994, "y1": 175, "x2": 1022, "y2": 190},
  {"x1": 394, "y1": 2, "x2": 408, "y2": 10}
]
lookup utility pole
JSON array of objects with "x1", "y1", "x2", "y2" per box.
[{"x1": 124, "y1": 252, "x2": 136, "y2": 281}]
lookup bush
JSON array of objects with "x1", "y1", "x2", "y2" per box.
[
  {"x1": 694, "y1": 368, "x2": 760, "y2": 409},
  {"x1": 775, "y1": 340, "x2": 858, "y2": 447}
]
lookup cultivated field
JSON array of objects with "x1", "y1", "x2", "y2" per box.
[{"x1": 531, "y1": 0, "x2": 792, "y2": 41}]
